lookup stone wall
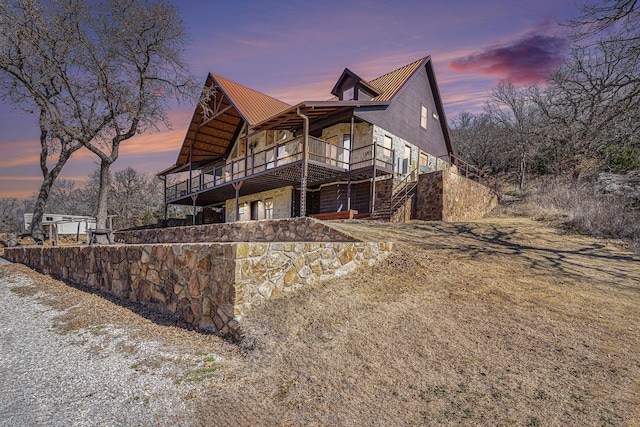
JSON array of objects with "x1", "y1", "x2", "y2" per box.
[
  {"x1": 373, "y1": 178, "x2": 393, "y2": 213},
  {"x1": 4, "y1": 240, "x2": 393, "y2": 338},
  {"x1": 115, "y1": 217, "x2": 358, "y2": 245},
  {"x1": 413, "y1": 170, "x2": 498, "y2": 221},
  {"x1": 441, "y1": 171, "x2": 498, "y2": 221},
  {"x1": 390, "y1": 198, "x2": 413, "y2": 223},
  {"x1": 413, "y1": 172, "x2": 444, "y2": 220}
]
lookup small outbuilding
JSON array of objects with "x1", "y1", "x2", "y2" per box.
[{"x1": 23, "y1": 213, "x2": 96, "y2": 241}]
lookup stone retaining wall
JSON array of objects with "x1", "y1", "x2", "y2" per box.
[
  {"x1": 5, "y1": 240, "x2": 392, "y2": 337},
  {"x1": 413, "y1": 170, "x2": 498, "y2": 221},
  {"x1": 115, "y1": 217, "x2": 358, "y2": 245}
]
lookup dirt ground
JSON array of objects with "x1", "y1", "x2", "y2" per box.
[{"x1": 2, "y1": 217, "x2": 639, "y2": 426}]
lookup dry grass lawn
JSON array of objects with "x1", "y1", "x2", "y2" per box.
[{"x1": 2, "y1": 217, "x2": 639, "y2": 426}]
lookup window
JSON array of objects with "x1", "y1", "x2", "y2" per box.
[
  {"x1": 383, "y1": 135, "x2": 392, "y2": 150},
  {"x1": 232, "y1": 138, "x2": 246, "y2": 159},
  {"x1": 432, "y1": 111, "x2": 439, "y2": 120},
  {"x1": 342, "y1": 134, "x2": 351, "y2": 165},
  {"x1": 403, "y1": 145, "x2": 411, "y2": 174},
  {"x1": 343, "y1": 86, "x2": 354, "y2": 101},
  {"x1": 238, "y1": 204, "x2": 246, "y2": 221},
  {"x1": 421, "y1": 105, "x2": 428, "y2": 129},
  {"x1": 265, "y1": 198, "x2": 273, "y2": 219},
  {"x1": 419, "y1": 151, "x2": 430, "y2": 173}
]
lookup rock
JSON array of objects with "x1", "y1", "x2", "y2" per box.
[{"x1": 598, "y1": 172, "x2": 640, "y2": 202}]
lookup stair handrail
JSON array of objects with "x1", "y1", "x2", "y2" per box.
[{"x1": 389, "y1": 167, "x2": 419, "y2": 217}]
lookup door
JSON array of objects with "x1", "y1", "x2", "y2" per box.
[{"x1": 251, "y1": 200, "x2": 260, "y2": 220}]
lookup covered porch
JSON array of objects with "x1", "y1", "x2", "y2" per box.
[{"x1": 162, "y1": 100, "x2": 394, "y2": 222}]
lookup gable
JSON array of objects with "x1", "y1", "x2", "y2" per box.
[
  {"x1": 331, "y1": 68, "x2": 381, "y2": 101},
  {"x1": 170, "y1": 74, "x2": 291, "y2": 171},
  {"x1": 354, "y1": 58, "x2": 453, "y2": 157}
]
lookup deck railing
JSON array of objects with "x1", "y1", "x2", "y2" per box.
[
  {"x1": 437, "y1": 154, "x2": 484, "y2": 182},
  {"x1": 166, "y1": 137, "x2": 397, "y2": 201}
]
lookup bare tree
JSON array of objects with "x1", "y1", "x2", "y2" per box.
[
  {"x1": 450, "y1": 112, "x2": 509, "y2": 174},
  {"x1": 533, "y1": 0, "x2": 640, "y2": 175},
  {"x1": 109, "y1": 167, "x2": 163, "y2": 229},
  {"x1": 0, "y1": 0, "x2": 86, "y2": 241},
  {"x1": 0, "y1": 0, "x2": 194, "y2": 241},
  {"x1": 484, "y1": 82, "x2": 541, "y2": 191},
  {"x1": 0, "y1": 197, "x2": 25, "y2": 233}
]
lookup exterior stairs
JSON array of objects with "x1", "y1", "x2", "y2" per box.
[{"x1": 370, "y1": 179, "x2": 418, "y2": 221}]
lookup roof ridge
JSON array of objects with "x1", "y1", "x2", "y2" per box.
[
  {"x1": 211, "y1": 73, "x2": 291, "y2": 125},
  {"x1": 369, "y1": 56, "x2": 427, "y2": 84},
  {"x1": 211, "y1": 73, "x2": 290, "y2": 107},
  {"x1": 368, "y1": 56, "x2": 429, "y2": 102}
]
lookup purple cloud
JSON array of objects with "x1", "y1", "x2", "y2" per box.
[{"x1": 450, "y1": 33, "x2": 567, "y2": 83}]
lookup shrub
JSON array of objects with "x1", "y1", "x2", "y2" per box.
[{"x1": 498, "y1": 175, "x2": 640, "y2": 253}]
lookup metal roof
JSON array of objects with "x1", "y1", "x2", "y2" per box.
[
  {"x1": 250, "y1": 100, "x2": 389, "y2": 134},
  {"x1": 163, "y1": 56, "x2": 443, "y2": 175},
  {"x1": 370, "y1": 57, "x2": 427, "y2": 102},
  {"x1": 167, "y1": 74, "x2": 291, "y2": 173},
  {"x1": 212, "y1": 74, "x2": 290, "y2": 126}
]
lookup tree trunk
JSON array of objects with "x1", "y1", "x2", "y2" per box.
[
  {"x1": 29, "y1": 175, "x2": 53, "y2": 242},
  {"x1": 29, "y1": 128, "x2": 81, "y2": 242},
  {"x1": 94, "y1": 159, "x2": 111, "y2": 243},
  {"x1": 518, "y1": 152, "x2": 526, "y2": 193}
]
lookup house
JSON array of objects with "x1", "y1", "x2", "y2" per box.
[
  {"x1": 23, "y1": 213, "x2": 96, "y2": 239},
  {"x1": 160, "y1": 56, "x2": 471, "y2": 223}
]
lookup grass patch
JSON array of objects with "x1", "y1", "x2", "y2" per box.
[
  {"x1": 10, "y1": 286, "x2": 38, "y2": 297},
  {"x1": 183, "y1": 366, "x2": 219, "y2": 382}
]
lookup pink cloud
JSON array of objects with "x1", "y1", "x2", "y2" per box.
[{"x1": 449, "y1": 33, "x2": 567, "y2": 83}]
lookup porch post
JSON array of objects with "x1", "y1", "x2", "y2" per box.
[
  {"x1": 188, "y1": 144, "x2": 193, "y2": 194},
  {"x1": 244, "y1": 131, "x2": 249, "y2": 178},
  {"x1": 347, "y1": 115, "x2": 354, "y2": 211},
  {"x1": 162, "y1": 175, "x2": 168, "y2": 225},
  {"x1": 297, "y1": 107, "x2": 309, "y2": 217},
  {"x1": 233, "y1": 181, "x2": 243, "y2": 221},
  {"x1": 370, "y1": 141, "x2": 377, "y2": 214},
  {"x1": 191, "y1": 194, "x2": 197, "y2": 225}
]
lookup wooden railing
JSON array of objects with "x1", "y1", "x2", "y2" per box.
[
  {"x1": 437, "y1": 154, "x2": 484, "y2": 182},
  {"x1": 166, "y1": 136, "x2": 395, "y2": 201}
]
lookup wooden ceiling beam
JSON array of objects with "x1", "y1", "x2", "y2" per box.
[{"x1": 198, "y1": 104, "x2": 234, "y2": 129}]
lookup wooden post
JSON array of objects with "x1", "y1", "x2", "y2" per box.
[
  {"x1": 188, "y1": 143, "x2": 193, "y2": 194},
  {"x1": 233, "y1": 181, "x2": 243, "y2": 221},
  {"x1": 163, "y1": 175, "x2": 168, "y2": 225},
  {"x1": 347, "y1": 115, "x2": 354, "y2": 211},
  {"x1": 370, "y1": 141, "x2": 377, "y2": 214},
  {"x1": 191, "y1": 194, "x2": 197, "y2": 225},
  {"x1": 244, "y1": 132, "x2": 249, "y2": 178},
  {"x1": 297, "y1": 107, "x2": 309, "y2": 217}
]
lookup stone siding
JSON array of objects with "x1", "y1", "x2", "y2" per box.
[
  {"x1": 414, "y1": 170, "x2": 498, "y2": 221},
  {"x1": 115, "y1": 217, "x2": 358, "y2": 245},
  {"x1": 225, "y1": 186, "x2": 293, "y2": 222},
  {"x1": 5, "y1": 240, "x2": 393, "y2": 338}
]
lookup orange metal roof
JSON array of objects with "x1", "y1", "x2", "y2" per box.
[
  {"x1": 369, "y1": 57, "x2": 427, "y2": 101},
  {"x1": 212, "y1": 74, "x2": 291, "y2": 125},
  {"x1": 162, "y1": 56, "x2": 442, "y2": 175}
]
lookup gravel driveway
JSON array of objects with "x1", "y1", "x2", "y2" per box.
[{"x1": 0, "y1": 263, "x2": 221, "y2": 427}]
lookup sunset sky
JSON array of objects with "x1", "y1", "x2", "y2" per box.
[{"x1": 0, "y1": 0, "x2": 577, "y2": 199}]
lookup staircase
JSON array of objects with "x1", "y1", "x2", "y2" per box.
[{"x1": 370, "y1": 169, "x2": 419, "y2": 221}]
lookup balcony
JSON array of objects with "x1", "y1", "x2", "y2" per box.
[{"x1": 166, "y1": 135, "x2": 394, "y2": 203}]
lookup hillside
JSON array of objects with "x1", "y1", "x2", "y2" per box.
[{"x1": 1, "y1": 217, "x2": 639, "y2": 425}]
